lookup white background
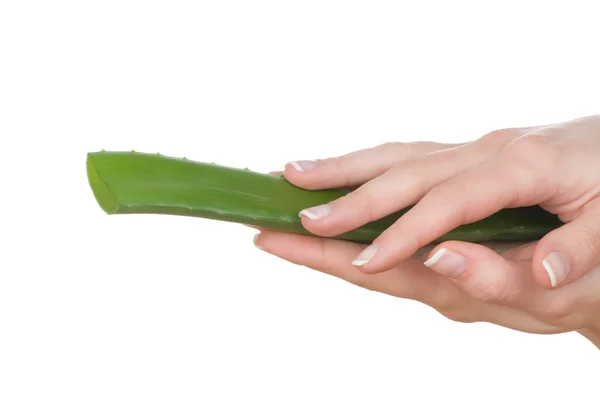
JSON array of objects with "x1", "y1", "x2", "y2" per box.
[{"x1": 1, "y1": 1, "x2": 598, "y2": 397}]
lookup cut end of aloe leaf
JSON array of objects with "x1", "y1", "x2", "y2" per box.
[{"x1": 86, "y1": 153, "x2": 120, "y2": 214}]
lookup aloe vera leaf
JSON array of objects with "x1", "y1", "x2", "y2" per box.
[{"x1": 86, "y1": 151, "x2": 564, "y2": 243}]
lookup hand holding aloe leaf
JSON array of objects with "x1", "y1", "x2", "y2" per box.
[
  {"x1": 87, "y1": 114, "x2": 600, "y2": 349},
  {"x1": 255, "y1": 115, "x2": 600, "y2": 349}
]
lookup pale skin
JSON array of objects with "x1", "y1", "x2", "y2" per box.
[{"x1": 252, "y1": 114, "x2": 600, "y2": 349}]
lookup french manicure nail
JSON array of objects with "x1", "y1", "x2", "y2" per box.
[
  {"x1": 424, "y1": 248, "x2": 467, "y2": 278},
  {"x1": 352, "y1": 244, "x2": 378, "y2": 267},
  {"x1": 299, "y1": 203, "x2": 333, "y2": 220},
  {"x1": 542, "y1": 251, "x2": 570, "y2": 288},
  {"x1": 289, "y1": 160, "x2": 318, "y2": 172},
  {"x1": 253, "y1": 234, "x2": 264, "y2": 250}
]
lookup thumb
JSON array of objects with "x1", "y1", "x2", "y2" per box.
[
  {"x1": 423, "y1": 241, "x2": 528, "y2": 304},
  {"x1": 533, "y1": 203, "x2": 600, "y2": 289}
]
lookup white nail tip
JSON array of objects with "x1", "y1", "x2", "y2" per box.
[
  {"x1": 299, "y1": 209, "x2": 318, "y2": 219},
  {"x1": 253, "y1": 234, "x2": 264, "y2": 250},
  {"x1": 351, "y1": 244, "x2": 378, "y2": 267},
  {"x1": 424, "y1": 248, "x2": 447, "y2": 267},
  {"x1": 289, "y1": 161, "x2": 303, "y2": 172},
  {"x1": 542, "y1": 259, "x2": 557, "y2": 288}
]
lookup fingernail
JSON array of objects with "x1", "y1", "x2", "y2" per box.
[
  {"x1": 253, "y1": 233, "x2": 264, "y2": 250},
  {"x1": 299, "y1": 203, "x2": 333, "y2": 220},
  {"x1": 288, "y1": 160, "x2": 318, "y2": 172},
  {"x1": 424, "y1": 248, "x2": 467, "y2": 278},
  {"x1": 542, "y1": 251, "x2": 570, "y2": 288},
  {"x1": 352, "y1": 244, "x2": 378, "y2": 267}
]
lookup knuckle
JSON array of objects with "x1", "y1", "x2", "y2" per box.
[
  {"x1": 571, "y1": 225, "x2": 600, "y2": 258},
  {"x1": 376, "y1": 141, "x2": 401, "y2": 151},
  {"x1": 479, "y1": 128, "x2": 523, "y2": 147},
  {"x1": 496, "y1": 135, "x2": 559, "y2": 190},
  {"x1": 380, "y1": 141, "x2": 418, "y2": 160},
  {"x1": 317, "y1": 239, "x2": 334, "y2": 275},
  {"x1": 369, "y1": 141, "x2": 408, "y2": 159},
  {"x1": 502, "y1": 134, "x2": 559, "y2": 164},
  {"x1": 406, "y1": 141, "x2": 447, "y2": 154},
  {"x1": 469, "y1": 279, "x2": 509, "y2": 303},
  {"x1": 330, "y1": 154, "x2": 349, "y2": 173},
  {"x1": 340, "y1": 189, "x2": 379, "y2": 224},
  {"x1": 426, "y1": 183, "x2": 470, "y2": 224},
  {"x1": 439, "y1": 308, "x2": 476, "y2": 323},
  {"x1": 326, "y1": 156, "x2": 355, "y2": 187},
  {"x1": 532, "y1": 297, "x2": 574, "y2": 322},
  {"x1": 427, "y1": 281, "x2": 474, "y2": 323},
  {"x1": 357, "y1": 191, "x2": 379, "y2": 224},
  {"x1": 389, "y1": 160, "x2": 430, "y2": 194}
]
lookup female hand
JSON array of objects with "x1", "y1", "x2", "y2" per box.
[
  {"x1": 287, "y1": 114, "x2": 600, "y2": 290},
  {"x1": 252, "y1": 114, "x2": 600, "y2": 348}
]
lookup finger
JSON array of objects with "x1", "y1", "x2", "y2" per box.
[
  {"x1": 252, "y1": 230, "x2": 450, "y2": 305},
  {"x1": 297, "y1": 142, "x2": 496, "y2": 237},
  {"x1": 433, "y1": 237, "x2": 600, "y2": 331},
  {"x1": 352, "y1": 151, "x2": 548, "y2": 274},
  {"x1": 533, "y1": 201, "x2": 600, "y2": 289},
  {"x1": 283, "y1": 141, "x2": 458, "y2": 190},
  {"x1": 422, "y1": 240, "x2": 534, "y2": 304},
  {"x1": 514, "y1": 266, "x2": 600, "y2": 331},
  {"x1": 255, "y1": 231, "x2": 562, "y2": 334},
  {"x1": 421, "y1": 240, "x2": 566, "y2": 333}
]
